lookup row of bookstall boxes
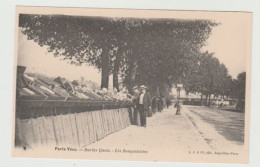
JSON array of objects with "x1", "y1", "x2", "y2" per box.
[{"x1": 16, "y1": 66, "x2": 132, "y2": 102}]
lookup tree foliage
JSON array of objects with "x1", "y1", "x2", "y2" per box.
[
  {"x1": 19, "y1": 14, "x2": 220, "y2": 96},
  {"x1": 183, "y1": 51, "x2": 235, "y2": 102}
]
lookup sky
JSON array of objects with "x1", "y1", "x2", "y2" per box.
[
  {"x1": 201, "y1": 13, "x2": 250, "y2": 78},
  {"x1": 18, "y1": 29, "x2": 102, "y2": 84},
  {"x1": 17, "y1": 11, "x2": 251, "y2": 86}
]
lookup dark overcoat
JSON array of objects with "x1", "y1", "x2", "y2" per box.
[{"x1": 137, "y1": 92, "x2": 151, "y2": 110}]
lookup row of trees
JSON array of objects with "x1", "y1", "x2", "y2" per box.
[
  {"x1": 183, "y1": 50, "x2": 246, "y2": 105},
  {"x1": 19, "y1": 14, "x2": 216, "y2": 94},
  {"x1": 183, "y1": 51, "x2": 231, "y2": 103},
  {"x1": 19, "y1": 14, "x2": 245, "y2": 103}
]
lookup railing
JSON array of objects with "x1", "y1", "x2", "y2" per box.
[{"x1": 15, "y1": 99, "x2": 133, "y2": 149}]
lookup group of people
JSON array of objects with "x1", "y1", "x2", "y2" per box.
[{"x1": 130, "y1": 85, "x2": 170, "y2": 127}]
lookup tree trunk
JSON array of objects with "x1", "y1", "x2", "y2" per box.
[
  {"x1": 101, "y1": 51, "x2": 109, "y2": 89},
  {"x1": 208, "y1": 94, "x2": 211, "y2": 106},
  {"x1": 129, "y1": 60, "x2": 138, "y2": 88},
  {"x1": 113, "y1": 48, "x2": 123, "y2": 92},
  {"x1": 205, "y1": 94, "x2": 208, "y2": 106},
  {"x1": 156, "y1": 86, "x2": 160, "y2": 97},
  {"x1": 113, "y1": 55, "x2": 120, "y2": 92},
  {"x1": 113, "y1": 71, "x2": 119, "y2": 91}
]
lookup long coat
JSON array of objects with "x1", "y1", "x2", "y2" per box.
[{"x1": 137, "y1": 92, "x2": 151, "y2": 110}]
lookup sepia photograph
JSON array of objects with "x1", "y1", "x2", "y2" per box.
[{"x1": 13, "y1": 6, "x2": 252, "y2": 163}]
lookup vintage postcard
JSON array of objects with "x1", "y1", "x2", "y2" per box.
[{"x1": 13, "y1": 6, "x2": 252, "y2": 163}]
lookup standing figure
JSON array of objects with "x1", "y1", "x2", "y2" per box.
[
  {"x1": 174, "y1": 101, "x2": 182, "y2": 115},
  {"x1": 132, "y1": 86, "x2": 140, "y2": 126},
  {"x1": 137, "y1": 85, "x2": 151, "y2": 127},
  {"x1": 146, "y1": 89, "x2": 153, "y2": 117},
  {"x1": 166, "y1": 98, "x2": 171, "y2": 108},
  {"x1": 152, "y1": 96, "x2": 158, "y2": 114},
  {"x1": 157, "y1": 97, "x2": 162, "y2": 112},
  {"x1": 162, "y1": 98, "x2": 166, "y2": 109}
]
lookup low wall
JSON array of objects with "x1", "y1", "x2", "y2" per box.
[{"x1": 15, "y1": 100, "x2": 132, "y2": 149}]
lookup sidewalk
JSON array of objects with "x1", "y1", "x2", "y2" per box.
[{"x1": 84, "y1": 106, "x2": 211, "y2": 161}]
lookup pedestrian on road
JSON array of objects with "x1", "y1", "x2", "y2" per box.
[
  {"x1": 157, "y1": 97, "x2": 163, "y2": 112},
  {"x1": 132, "y1": 86, "x2": 140, "y2": 126},
  {"x1": 146, "y1": 89, "x2": 153, "y2": 117},
  {"x1": 152, "y1": 96, "x2": 158, "y2": 114},
  {"x1": 137, "y1": 85, "x2": 151, "y2": 127},
  {"x1": 174, "y1": 101, "x2": 182, "y2": 115}
]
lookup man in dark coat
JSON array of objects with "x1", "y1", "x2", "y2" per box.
[
  {"x1": 137, "y1": 85, "x2": 151, "y2": 127},
  {"x1": 132, "y1": 86, "x2": 140, "y2": 126},
  {"x1": 152, "y1": 96, "x2": 158, "y2": 114},
  {"x1": 157, "y1": 97, "x2": 162, "y2": 112}
]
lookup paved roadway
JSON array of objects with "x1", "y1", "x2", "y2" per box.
[
  {"x1": 184, "y1": 105, "x2": 245, "y2": 146},
  {"x1": 85, "y1": 105, "x2": 246, "y2": 161}
]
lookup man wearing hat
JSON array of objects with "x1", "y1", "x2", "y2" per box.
[
  {"x1": 131, "y1": 86, "x2": 140, "y2": 125},
  {"x1": 137, "y1": 85, "x2": 151, "y2": 127}
]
